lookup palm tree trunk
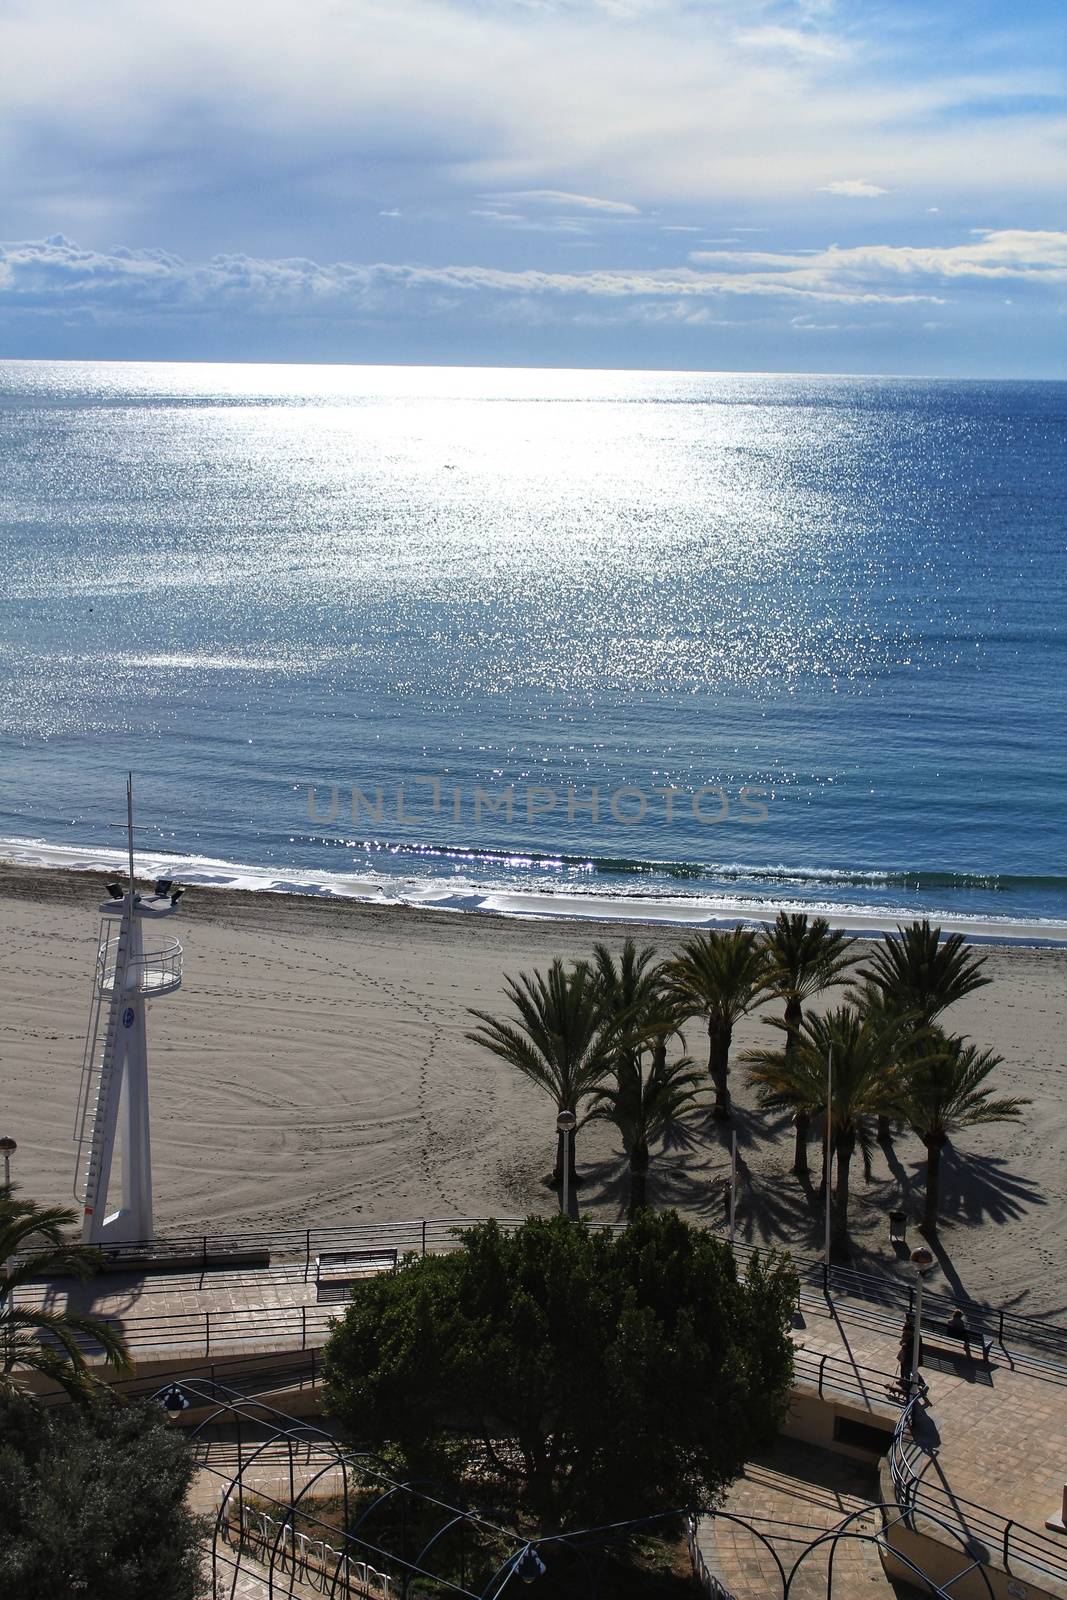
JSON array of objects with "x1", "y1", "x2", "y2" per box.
[
  {"x1": 831, "y1": 1128, "x2": 854, "y2": 1254},
  {"x1": 553, "y1": 1126, "x2": 566, "y2": 1186},
  {"x1": 708, "y1": 1021, "x2": 733, "y2": 1120},
  {"x1": 628, "y1": 1141, "x2": 649, "y2": 1219},
  {"x1": 784, "y1": 998, "x2": 809, "y2": 1177},
  {"x1": 877, "y1": 1114, "x2": 893, "y2": 1143},
  {"x1": 792, "y1": 1111, "x2": 810, "y2": 1179},
  {"x1": 923, "y1": 1133, "x2": 945, "y2": 1233},
  {"x1": 567, "y1": 1126, "x2": 578, "y2": 1186}
]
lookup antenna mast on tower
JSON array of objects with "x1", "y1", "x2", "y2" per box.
[{"x1": 72, "y1": 777, "x2": 184, "y2": 1245}]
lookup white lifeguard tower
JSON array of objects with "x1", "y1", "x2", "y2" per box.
[{"x1": 73, "y1": 777, "x2": 183, "y2": 1245}]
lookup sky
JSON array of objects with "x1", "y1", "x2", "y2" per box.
[{"x1": 0, "y1": 0, "x2": 1065, "y2": 375}]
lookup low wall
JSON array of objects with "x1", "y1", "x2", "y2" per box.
[{"x1": 783, "y1": 1384, "x2": 897, "y2": 1465}]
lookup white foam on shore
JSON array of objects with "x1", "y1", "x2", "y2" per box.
[{"x1": 4, "y1": 833, "x2": 1067, "y2": 945}]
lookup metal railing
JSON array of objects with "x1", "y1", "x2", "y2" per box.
[
  {"x1": 67, "y1": 1299, "x2": 336, "y2": 1359},
  {"x1": 223, "y1": 1502, "x2": 394, "y2": 1598},
  {"x1": 99, "y1": 938, "x2": 182, "y2": 997},
  {"x1": 22, "y1": 1213, "x2": 1067, "y2": 1369},
  {"x1": 686, "y1": 1513, "x2": 734, "y2": 1600},
  {"x1": 792, "y1": 1346, "x2": 899, "y2": 1408},
  {"x1": 727, "y1": 1237, "x2": 1067, "y2": 1366},
  {"x1": 889, "y1": 1393, "x2": 1067, "y2": 1591}
]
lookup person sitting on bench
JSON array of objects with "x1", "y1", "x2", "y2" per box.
[{"x1": 944, "y1": 1308, "x2": 972, "y2": 1356}]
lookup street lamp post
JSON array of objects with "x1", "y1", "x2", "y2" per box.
[
  {"x1": 556, "y1": 1110, "x2": 577, "y2": 1217},
  {"x1": 909, "y1": 1246, "x2": 934, "y2": 1398},
  {"x1": 729, "y1": 1130, "x2": 737, "y2": 1244},
  {"x1": 823, "y1": 1047, "x2": 833, "y2": 1272},
  {"x1": 0, "y1": 1135, "x2": 16, "y2": 1194}
]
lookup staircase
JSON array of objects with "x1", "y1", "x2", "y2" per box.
[{"x1": 73, "y1": 916, "x2": 133, "y2": 1217}]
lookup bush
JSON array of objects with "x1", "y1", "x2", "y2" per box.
[
  {"x1": 323, "y1": 1211, "x2": 796, "y2": 1530},
  {"x1": 0, "y1": 1394, "x2": 206, "y2": 1599}
]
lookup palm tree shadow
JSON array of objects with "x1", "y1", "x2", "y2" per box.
[
  {"x1": 575, "y1": 1149, "x2": 636, "y2": 1219},
  {"x1": 735, "y1": 1170, "x2": 829, "y2": 1254},
  {"x1": 880, "y1": 1135, "x2": 920, "y2": 1216},
  {"x1": 578, "y1": 1117, "x2": 717, "y2": 1221},
  {"x1": 706, "y1": 1103, "x2": 793, "y2": 1160},
  {"x1": 913, "y1": 1148, "x2": 1045, "y2": 1231}
]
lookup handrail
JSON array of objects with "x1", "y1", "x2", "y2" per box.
[
  {"x1": 889, "y1": 1394, "x2": 1067, "y2": 1589},
  {"x1": 793, "y1": 1345, "x2": 899, "y2": 1407},
  {"x1": 224, "y1": 1503, "x2": 395, "y2": 1597},
  {"x1": 98, "y1": 937, "x2": 182, "y2": 995},
  {"x1": 20, "y1": 1213, "x2": 1067, "y2": 1363},
  {"x1": 686, "y1": 1513, "x2": 734, "y2": 1600}
]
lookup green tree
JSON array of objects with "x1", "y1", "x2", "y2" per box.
[
  {"x1": 0, "y1": 1393, "x2": 206, "y2": 1599},
  {"x1": 588, "y1": 939, "x2": 703, "y2": 1216},
  {"x1": 758, "y1": 913, "x2": 856, "y2": 1178},
  {"x1": 323, "y1": 1212, "x2": 796, "y2": 1530},
  {"x1": 468, "y1": 959, "x2": 611, "y2": 1188},
  {"x1": 745, "y1": 1006, "x2": 906, "y2": 1254},
  {"x1": 902, "y1": 1031, "x2": 1029, "y2": 1233},
  {"x1": 665, "y1": 929, "x2": 769, "y2": 1120},
  {"x1": 1, "y1": 1192, "x2": 131, "y2": 1402}
]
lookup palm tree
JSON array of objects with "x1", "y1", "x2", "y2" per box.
[
  {"x1": 587, "y1": 939, "x2": 704, "y2": 1216},
  {"x1": 901, "y1": 1031, "x2": 1029, "y2": 1233},
  {"x1": 1, "y1": 1191, "x2": 132, "y2": 1402},
  {"x1": 587, "y1": 1050, "x2": 705, "y2": 1217},
  {"x1": 855, "y1": 919, "x2": 992, "y2": 1141},
  {"x1": 856, "y1": 919, "x2": 991, "y2": 1022},
  {"x1": 744, "y1": 1005, "x2": 906, "y2": 1254},
  {"x1": 467, "y1": 958, "x2": 610, "y2": 1186},
  {"x1": 664, "y1": 929, "x2": 769, "y2": 1120},
  {"x1": 758, "y1": 913, "x2": 856, "y2": 1178},
  {"x1": 590, "y1": 938, "x2": 673, "y2": 1066}
]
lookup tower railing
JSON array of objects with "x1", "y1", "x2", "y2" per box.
[{"x1": 98, "y1": 937, "x2": 183, "y2": 998}]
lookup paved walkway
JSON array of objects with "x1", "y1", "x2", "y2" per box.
[
  {"x1": 698, "y1": 1440, "x2": 901, "y2": 1600},
  {"x1": 25, "y1": 1256, "x2": 1067, "y2": 1594}
]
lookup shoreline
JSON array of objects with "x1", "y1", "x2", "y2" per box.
[
  {"x1": 3, "y1": 840, "x2": 1066, "y2": 947},
  {"x1": 1, "y1": 860, "x2": 1064, "y2": 1315}
]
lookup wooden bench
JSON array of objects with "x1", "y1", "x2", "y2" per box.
[
  {"x1": 315, "y1": 1248, "x2": 398, "y2": 1285},
  {"x1": 920, "y1": 1328, "x2": 994, "y2": 1367},
  {"x1": 99, "y1": 1247, "x2": 272, "y2": 1274}
]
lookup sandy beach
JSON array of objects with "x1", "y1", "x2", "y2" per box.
[{"x1": 0, "y1": 862, "x2": 1064, "y2": 1316}]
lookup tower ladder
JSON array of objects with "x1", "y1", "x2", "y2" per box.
[{"x1": 73, "y1": 914, "x2": 133, "y2": 1212}]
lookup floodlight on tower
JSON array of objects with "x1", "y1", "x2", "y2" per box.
[{"x1": 72, "y1": 776, "x2": 184, "y2": 1246}]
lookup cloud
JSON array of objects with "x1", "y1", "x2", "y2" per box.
[
  {"x1": 736, "y1": 26, "x2": 847, "y2": 61},
  {"x1": 485, "y1": 190, "x2": 640, "y2": 215},
  {"x1": 0, "y1": 0, "x2": 1062, "y2": 255},
  {"x1": 680, "y1": 231, "x2": 1067, "y2": 323},
  {"x1": 820, "y1": 179, "x2": 890, "y2": 197},
  {"x1": 4, "y1": 229, "x2": 1062, "y2": 342}
]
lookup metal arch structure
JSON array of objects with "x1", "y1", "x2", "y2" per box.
[
  {"x1": 160, "y1": 1378, "x2": 1013, "y2": 1600},
  {"x1": 781, "y1": 1499, "x2": 999, "y2": 1600},
  {"x1": 164, "y1": 1378, "x2": 534, "y2": 1599}
]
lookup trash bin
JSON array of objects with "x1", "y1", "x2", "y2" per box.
[{"x1": 889, "y1": 1211, "x2": 908, "y2": 1245}]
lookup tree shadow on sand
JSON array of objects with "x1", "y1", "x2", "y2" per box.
[
  {"x1": 915, "y1": 1147, "x2": 1045, "y2": 1232},
  {"x1": 576, "y1": 1117, "x2": 720, "y2": 1222}
]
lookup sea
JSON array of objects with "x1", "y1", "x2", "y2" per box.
[{"x1": 1, "y1": 360, "x2": 1065, "y2": 939}]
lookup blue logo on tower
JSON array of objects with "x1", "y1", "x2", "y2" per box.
[{"x1": 122, "y1": 1006, "x2": 136, "y2": 1028}]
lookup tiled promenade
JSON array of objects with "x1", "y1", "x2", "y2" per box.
[
  {"x1": 700, "y1": 1440, "x2": 891, "y2": 1600},
  {"x1": 23, "y1": 1254, "x2": 1067, "y2": 1597}
]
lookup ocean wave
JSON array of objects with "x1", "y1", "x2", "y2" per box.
[
  {"x1": 2, "y1": 833, "x2": 1066, "y2": 943},
  {"x1": 293, "y1": 833, "x2": 1067, "y2": 896}
]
